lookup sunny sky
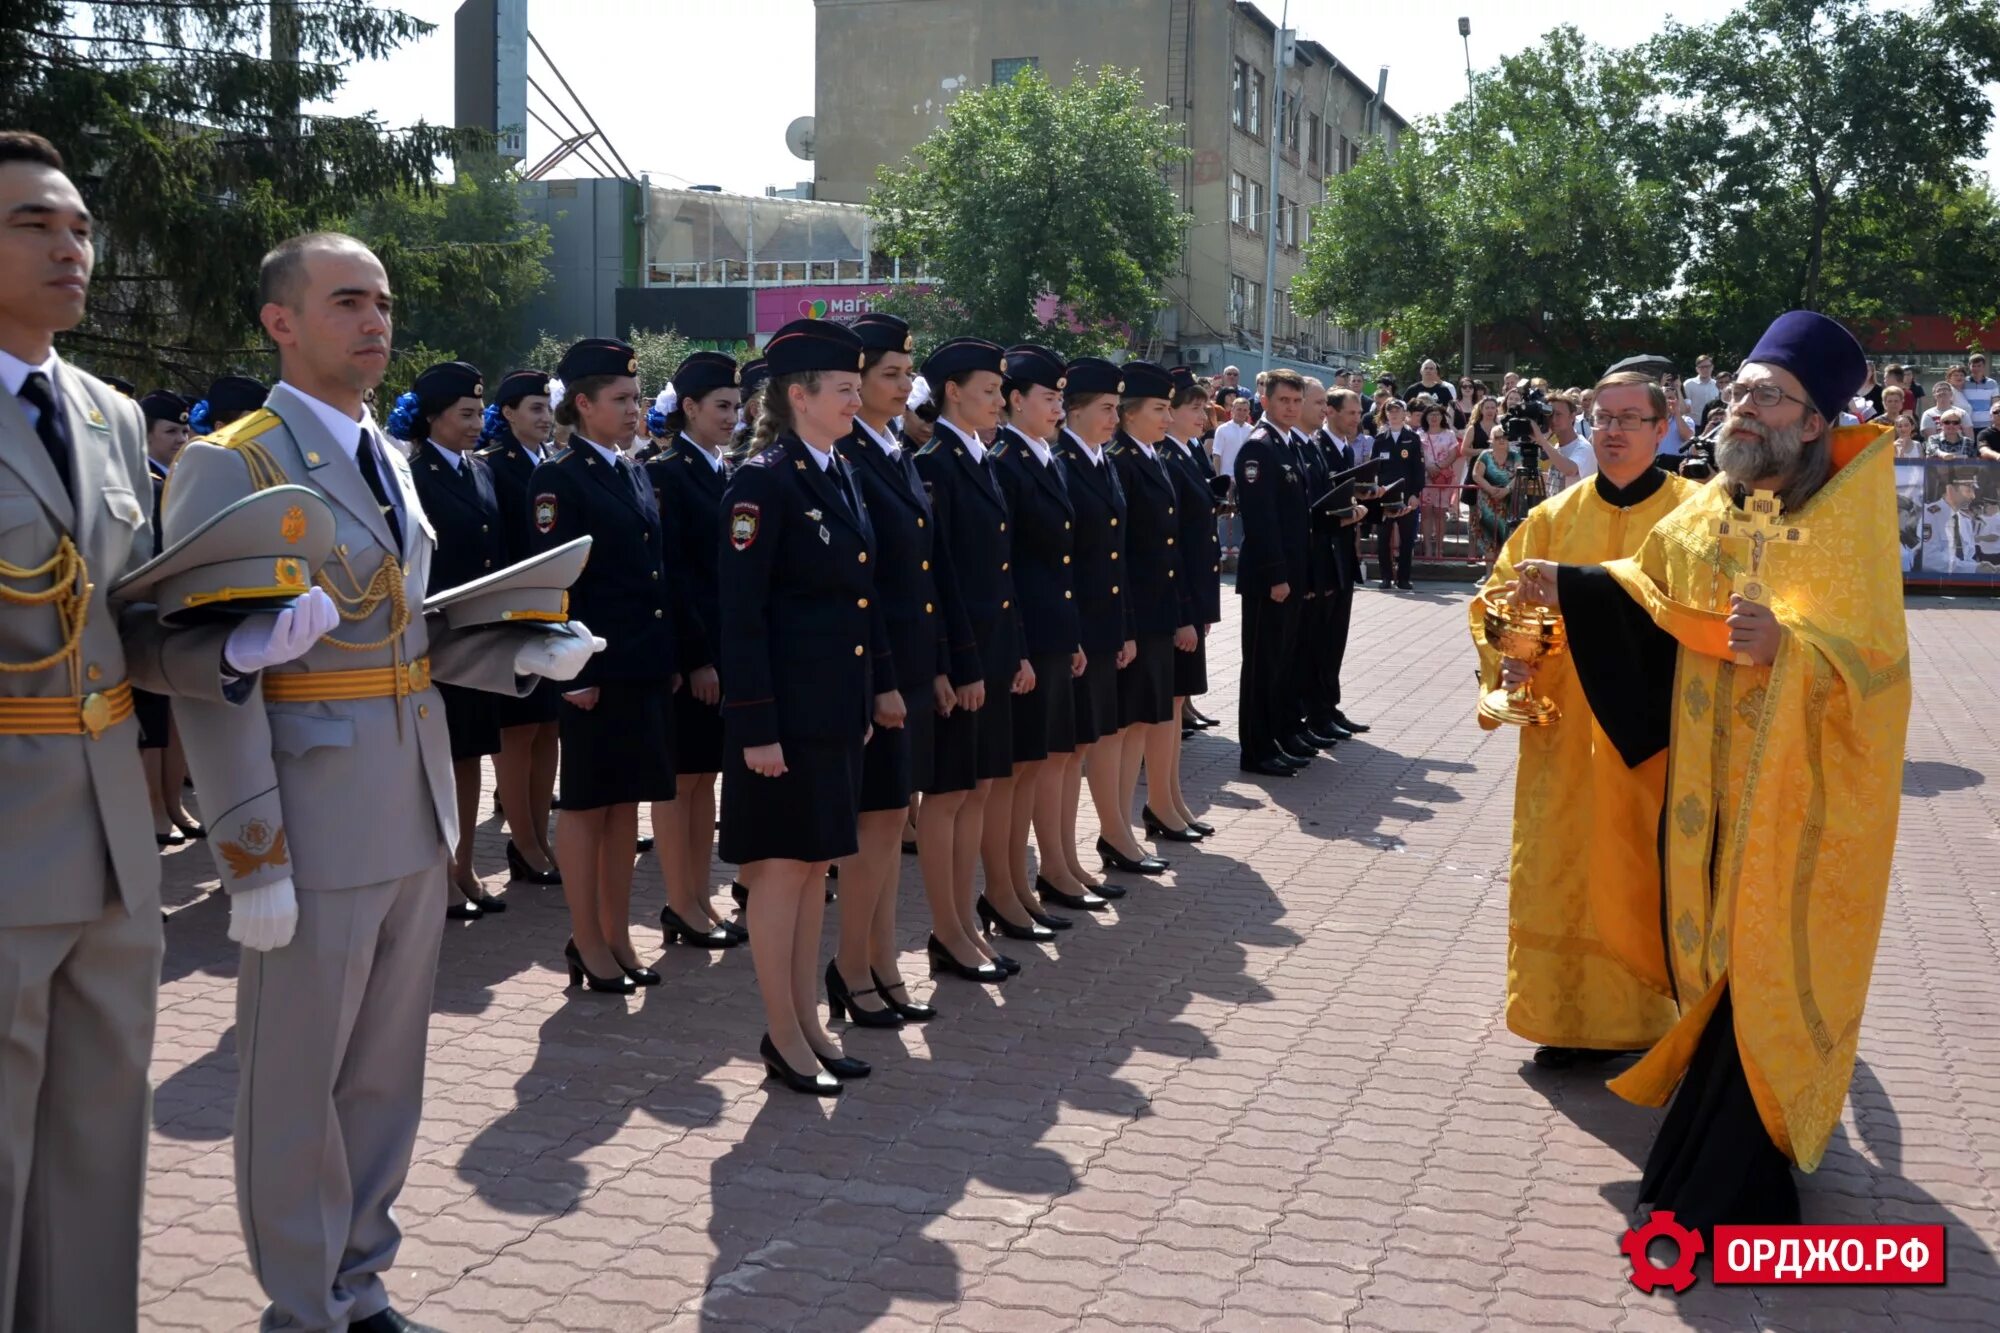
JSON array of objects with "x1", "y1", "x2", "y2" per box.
[{"x1": 322, "y1": 0, "x2": 2000, "y2": 192}]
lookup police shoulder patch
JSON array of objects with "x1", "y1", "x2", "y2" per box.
[
  {"x1": 534, "y1": 492, "x2": 558, "y2": 534},
  {"x1": 729, "y1": 501, "x2": 761, "y2": 551},
  {"x1": 1243, "y1": 459, "x2": 1260, "y2": 483}
]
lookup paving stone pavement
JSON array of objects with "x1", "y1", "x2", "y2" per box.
[{"x1": 143, "y1": 585, "x2": 2000, "y2": 1331}]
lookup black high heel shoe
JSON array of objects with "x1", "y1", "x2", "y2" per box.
[
  {"x1": 826, "y1": 959, "x2": 905, "y2": 1029},
  {"x1": 927, "y1": 934, "x2": 1007, "y2": 984},
  {"x1": 506, "y1": 840, "x2": 562, "y2": 886},
  {"x1": 761, "y1": 1034, "x2": 840, "y2": 1096},
  {"x1": 1184, "y1": 816, "x2": 1216, "y2": 836},
  {"x1": 155, "y1": 828, "x2": 184, "y2": 847},
  {"x1": 813, "y1": 1045, "x2": 871, "y2": 1080},
  {"x1": 661, "y1": 904, "x2": 741, "y2": 949},
  {"x1": 564, "y1": 939, "x2": 636, "y2": 994},
  {"x1": 873, "y1": 969, "x2": 938, "y2": 1022},
  {"x1": 613, "y1": 952, "x2": 662, "y2": 987},
  {"x1": 170, "y1": 814, "x2": 206, "y2": 839},
  {"x1": 1142, "y1": 806, "x2": 1205, "y2": 842},
  {"x1": 635, "y1": 835, "x2": 655, "y2": 855},
  {"x1": 976, "y1": 896, "x2": 1057, "y2": 942},
  {"x1": 1037, "y1": 875, "x2": 1108, "y2": 911},
  {"x1": 1097, "y1": 836, "x2": 1167, "y2": 875},
  {"x1": 447, "y1": 887, "x2": 483, "y2": 922},
  {"x1": 1031, "y1": 908, "x2": 1073, "y2": 930}
]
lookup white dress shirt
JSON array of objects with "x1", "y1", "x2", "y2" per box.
[{"x1": 0, "y1": 345, "x2": 63, "y2": 427}]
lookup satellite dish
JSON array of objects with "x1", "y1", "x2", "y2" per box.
[{"x1": 785, "y1": 115, "x2": 817, "y2": 162}]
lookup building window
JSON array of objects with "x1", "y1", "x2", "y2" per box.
[
  {"x1": 1338, "y1": 133, "x2": 1350, "y2": 173},
  {"x1": 1229, "y1": 171, "x2": 1246, "y2": 227},
  {"x1": 1247, "y1": 180, "x2": 1264, "y2": 234},
  {"x1": 1249, "y1": 69, "x2": 1264, "y2": 137},
  {"x1": 1279, "y1": 196, "x2": 1297, "y2": 248},
  {"x1": 1246, "y1": 280, "x2": 1265, "y2": 333},
  {"x1": 992, "y1": 56, "x2": 1039, "y2": 85},
  {"x1": 1232, "y1": 60, "x2": 1247, "y2": 129},
  {"x1": 1307, "y1": 112, "x2": 1322, "y2": 168},
  {"x1": 1283, "y1": 98, "x2": 1301, "y2": 154},
  {"x1": 1230, "y1": 273, "x2": 1249, "y2": 329}
]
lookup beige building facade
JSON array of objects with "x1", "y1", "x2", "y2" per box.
[{"x1": 812, "y1": 0, "x2": 1406, "y2": 376}]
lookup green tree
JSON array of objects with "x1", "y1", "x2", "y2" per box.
[
  {"x1": 1294, "y1": 27, "x2": 1678, "y2": 386},
  {"x1": 869, "y1": 65, "x2": 1188, "y2": 357},
  {"x1": 1, "y1": 1, "x2": 476, "y2": 388},
  {"x1": 346, "y1": 157, "x2": 553, "y2": 383}
]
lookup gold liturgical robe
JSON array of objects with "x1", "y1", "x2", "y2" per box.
[
  {"x1": 1470, "y1": 471, "x2": 1696, "y2": 1050},
  {"x1": 1595, "y1": 425, "x2": 1910, "y2": 1172}
]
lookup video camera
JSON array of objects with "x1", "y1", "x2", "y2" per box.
[{"x1": 1501, "y1": 387, "x2": 1554, "y2": 454}]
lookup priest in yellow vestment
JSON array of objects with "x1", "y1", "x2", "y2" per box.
[
  {"x1": 1470, "y1": 373, "x2": 1695, "y2": 1068},
  {"x1": 1512, "y1": 311, "x2": 1910, "y2": 1229}
]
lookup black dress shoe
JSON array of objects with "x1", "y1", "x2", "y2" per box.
[
  {"x1": 1303, "y1": 726, "x2": 1341, "y2": 748},
  {"x1": 351, "y1": 1309, "x2": 445, "y2": 1333},
  {"x1": 1332, "y1": 709, "x2": 1370, "y2": 734},
  {"x1": 1142, "y1": 806, "x2": 1204, "y2": 841},
  {"x1": 1030, "y1": 909, "x2": 1073, "y2": 930},
  {"x1": 1239, "y1": 758, "x2": 1297, "y2": 778},
  {"x1": 826, "y1": 959, "x2": 905, "y2": 1028},
  {"x1": 1091, "y1": 879, "x2": 1128, "y2": 899},
  {"x1": 1532, "y1": 1045, "x2": 1626, "y2": 1069},
  {"x1": 927, "y1": 934, "x2": 1008, "y2": 983},
  {"x1": 620, "y1": 961, "x2": 662, "y2": 987},
  {"x1": 564, "y1": 939, "x2": 636, "y2": 994},
  {"x1": 977, "y1": 896, "x2": 1057, "y2": 941},
  {"x1": 1274, "y1": 747, "x2": 1313, "y2": 767},
  {"x1": 990, "y1": 952, "x2": 1022, "y2": 975},
  {"x1": 1315, "y1": 720, "x2": 1354, "y2": 741},
  {"x1": 814, "y1": 1047, "x2": 871, "y2": 1080},
  {"x1": 170, "y1": 815, "x2": 206, "y2": 839},
  {"x1": 1096, "y1": 836, "x2": 1167, "y2": 875},
  {"x1": 873, "y1": 969, "x2": 939, "y2": 1021},
  {"x1": 901, "y1": 837, "x2": 919, "y2": 855},
  {"x1": 469, "y1": 892, "x2": 507, "y2": 914},
  {"x1": 156, "y1": 829, "x2": 184, "y2": 847},
  {"x1": 761, "y1": 1034, "x2": 840, "y2": 1096},
  {"x1": 1184, "y1": 817, "x2": 1216, "y2": 836},
  {"x1": 1397, "y1": 579, "x2": 1415, "y2": 591},
  {"x1": 506, "y1": 839, "x2": 562, "y2": 885},
  {"x1": 446, "y1": 896, "x2": 483, "y2": 922},
  {"x1": 661, "y1": 904, "x2": 740, "y2": 949},
  {"x1": 635, "y1": 835, "x2": 655, "y2": 854},
  {"x1": 1037, "y1": 876, "x2": 1108, "y2": 911},
  {"x1": 1285, "y1": 732, "x2": 1326, "y2": 754}
]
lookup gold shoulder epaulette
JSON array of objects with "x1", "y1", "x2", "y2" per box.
[{"x1": 205, "y1": 409, "x2": 288, "y2": 491}]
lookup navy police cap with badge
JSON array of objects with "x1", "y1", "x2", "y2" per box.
[
  {"x1": 1063, "y1": 357, "x2": 1125, "y2": 398},
  {"x1": 494, "y1": 369, "x2": 550, "y2": 406},
  {"x1": 1119, "y1": 360, "x2": 1174, "y2": 401},
  {"x1": 922, "y1": 337, "x2": 1005, "y2": 383},
  {"x1": 671, "y1": 350, "x2": 740, "y2": 401},
  {"x1": 764, "y1": 317, "x2": 866, "y2": 376},
  {"x1": 1167, "y1": 366, "x2": 1201, "y2": 397},
  {"x1": 412, "y1": 361, "x2": 485, "y2": 413},
  {"x1": 191, "y1": 375, "x2": 269, "y2": 434},
  {"x1": 557, "y1": 337, "x2": 639, "y2": 382},
  {"x1": 140, "y1": 390, "x2": 191, "y2": 427},
  {"x1": 1003, "y1": 344, "x2": 1066, "y2": 393},
  {"x1": 739, "y1": 357, "x2": 771, "y2": 398},
  {"x1": 852, "y1": 312, "x2": 914, "y2": 355}
]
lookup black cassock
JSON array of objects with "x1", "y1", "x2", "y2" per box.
[{"x1": 1557, "y1": 562, "x2": 1801, "y2": 1232}]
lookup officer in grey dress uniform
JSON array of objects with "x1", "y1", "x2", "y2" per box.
[{"x1": 160, "y1": 231, "x2": 601, "y2": 1333}]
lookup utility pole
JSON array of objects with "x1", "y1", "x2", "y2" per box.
[
  {"x1": 1458, "y1": 16, "x2": 1475, "y2": 381},
  {"x1": 1261, "y1": 4, "x2": 1290, "y2": 379},
  {"x1": 271, "y1": 1, "x2": 301, "y2": 140}
]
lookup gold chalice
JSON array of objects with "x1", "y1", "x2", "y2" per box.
[{"x1": 1476, "y1": 587, "x2": 1567, "y2": 727}]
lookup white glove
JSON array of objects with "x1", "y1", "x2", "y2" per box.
[
  {"x1": 229, "y1": 876, "x2": 298, "y2": 952},
  {"x1": 513, "y1": 620, "x2": 606, "y2": 682},
  {"x1": 224, "y1": 587, "x2": 339, "y2": 674}
]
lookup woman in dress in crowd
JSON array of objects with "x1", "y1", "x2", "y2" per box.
[
  {"x1": 644, "y1": 352, "x2": 744, "y2": 949},
  {"x1": 479, "y1": 369, "x2": 563, "y2": 885},
  {"x1": 1471, "y1": 416, "x2": 1519, "y2": 575},
  {"x1": 829, "y1": 311, "x2": 947, "y2": 1026},
  {"x1": 1418, "y1": 397, "x2": 1462, "y2": 558},
  {"x1": 913, "y1": 338, "x2": 1026, "y2": 983},
  {"x1": 1045, "y1": 359, "x2": 1131, "y2": 915},
  {"x1": 1155, "y1": 368, "x2": 1221, "y2": 837},
  {"x1": 397, "y1": 361, "x2": 511, "y2": 920},
  {"x1": 718, "y1": 318, "x2": 890, "y2": 1093},
  {"x1": 1459, "y1": 395, "x2": 1501, "y2": 561},
  {"x1": 983, "y1": 344, "x2": 1080, "y2": 945},
  {"x1": 1893, "y1": 411, "x2": 1923, "y2": 458},
  {"x1": 1105, "y1": 362, "x2": 1186, "y2": 868},
  {"x1": 529, "y1": 339, "x2": 683, "y2": 993}
]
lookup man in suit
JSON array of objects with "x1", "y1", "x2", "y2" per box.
[
  {"x1": 1231, "y1": 367, "x2": 1311, "y2": 777},
  {"x1": 1312, "y1": 389, "x2": 1373, "y2": 739},
  {"x1": 162, "y1": 231, "x2": 601, "y2": 1333},
  {"x1": 0, "y1": 130, "x2": 329, "y2": 1333}
]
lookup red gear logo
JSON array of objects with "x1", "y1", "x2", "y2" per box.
[{"x1": 1622, "y1": 1210, "x2": 1704, "y2": 1293}]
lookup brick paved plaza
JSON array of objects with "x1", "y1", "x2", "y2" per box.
[{"x1": 141, "y1": 585, "x2": 2000, "y2": 1331}]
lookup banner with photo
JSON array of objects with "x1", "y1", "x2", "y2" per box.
[{"x1": 1896, "y1": 457, "x2": 2000, "y2": 587}]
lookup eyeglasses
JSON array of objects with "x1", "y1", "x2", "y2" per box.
[
  {"x1": 1733, "y1": 382, "x2": 1814, "y2": 411},
  {"x1": 1589, "y1": 412, "x2": 1660, "y2": 432}
]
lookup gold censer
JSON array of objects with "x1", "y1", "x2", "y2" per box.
[{"x1": 1476, "y1": 588, "x2": 1567, "y2": 727}]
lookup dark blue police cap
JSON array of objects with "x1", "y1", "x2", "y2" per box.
[
  {"x1": 1003, "y1": 344, "x2": 1066, "y2": 393},
  {"x1": 495, "y1": 369, "x2": 550, "y2": 406},
  {"x1": 765, "y1": 318, "x2": 865, "y2": 376},
  {"x1": 140, "y1": 390, "x2": 190, "y2": 426},
  {"x1": 740, "y1": 358, "x2": 771, "y2": 397},
  {"x1": 556, "y1": 338, "x2": 638, "y2": 383},
  {"x1": 922, "y1": 337, "x2": 1005, "y2": 383},
  {"x1": 411, "y1": 361, "x2": 485, "y2": 414},
  {"x1": 1168, "y1": 366, "x2": 1201, "y2": 396},
  {"x1": 672, "y1": 351, "x2": 740, "y2": 401},
  {"x1": 1063, "y1": 358, "x2": 1125, "y2": 397},
  {"x1": 205, "y1": 375, "x2": 269, "y2": 423},
  {"x1": 1120, "y1": 360, "x2": 1174, "y2": 401},
  {"x1": 852, "y1": 312, "x2": 913, "y2": 354}
]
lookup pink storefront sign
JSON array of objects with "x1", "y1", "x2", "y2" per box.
[{"x1": 753, "y1": 285, "x2": 929, "y2": 337}]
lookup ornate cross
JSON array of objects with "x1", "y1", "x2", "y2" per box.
[{"x1": 1712, "y1": 489, "x2": 1808, "y2": 604}]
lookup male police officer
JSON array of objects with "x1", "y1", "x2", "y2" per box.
[
  {"x1": 1232, "y1": 367, "x2": 1310, "y2": 776},
  {"x1": 162, "y1": 231, "x2": 601, "y2": 1332}
]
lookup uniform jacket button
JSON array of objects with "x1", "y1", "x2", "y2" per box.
[
  {"x1": 921, "y1": 560, "x2": 930, "y2": 570},
  {"x1": 858, "y1": 552, "x2": 868, "y2": 563},
  {"x1": 418, "y1": 704, "x2": 430, "y2": 719},
  {"x1": 857, "y1": 597, "x2": 869, "y2": 608},
  {"x1": 1062, "y1": 555, "x2": 1070, "y2": 564},
  {"x1": 854, "y1": 645, "x2": 865, "y2": 656},
  {"x1": 654, "y1": 609, "x2": 665, "y2": 618},
  {"x1": 925, "y1": 602, "x2": 934, "y2": 613}
]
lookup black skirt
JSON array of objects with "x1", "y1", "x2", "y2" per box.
[
  {"x1": 973, "y1": 657, "x2": 1017, "y2": 782},
  {"x1": 1072, "y1": 651, "x2": 1120, "y2": 746},
  {"x1": 495, "y1": 675, "x2": 560, "y2": 728},
  {"x1": 1015, "y1": 651, "x2": 1078, "y2": 759},
  {"x1": 134, "y1": 686, "x2": 170, "y2": 751},
  {"x1": 1173, "y1": 625, "x2": 1209, "y2": 697},
  {"x1": 1117, "y1": 632, "x2": 1176, "y2": 728},
  {"x1": 927, "y1": 699, "x2": 977, "y2": 795},
  {"x1": 439, "y1": 681, "x2": 501, "y2": 761},
  {"x1": 719, "y1": 735, "x2": 863, "y2": 863},
  {"x1": 673, "y1": 685, "x2": 725, "y2": 776},
  {"x1": 858, "y1": 704, "x2": 922, "y2": 814},
  {"x1": 557, "y1": 678, "x2": 676, "y2": 810}
]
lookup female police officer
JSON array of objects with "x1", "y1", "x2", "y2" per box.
[
  {"x1": 718, "y1": 318, "x2": 898, "y2": 1094},
  {"x1": 1155, "y1": 367, "x2": 1222, "y2": 839}
]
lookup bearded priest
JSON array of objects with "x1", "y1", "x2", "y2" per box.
[
  {"x1": 1470, "y1": 373, "x2": 1697, "y2": 1071},
  {"x1": 1510, "y1": 309, "x2": 1910, "y2": 1230}
]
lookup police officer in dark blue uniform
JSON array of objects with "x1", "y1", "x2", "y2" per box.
[
  {"x1": 1287, "y1": 391, "x2": 1341, "y2": 757},
  {"x1": 136, "y1": 390, "x2": 198, "y2": 845},
  {"x1": 1372, "y1": 399, "x2": 1426, "y2": 590},
  {"x1": 717, "y1": 317, "x2": 896, "y2": 1094},
  {"x1": 476, "y1": 369, "x2": 563, "y2": 884},
  {"x1": 529, "y1": 339, "x2": 685, "y2": 994},
  {"x1": 1233, "y1": 368, "x2": 1311, "y2": 776},
  {"x1": 1311, "y1": 389, "x2": 1374, "y2": 738},
  {"x1": 912, "y1": 337, "x2": 1024, "y2": 984},
  {"x1": 1159, "y1": 367, "x2": 1223, "y2": 832},
  {"x1": 644, "y1": 351, "x2": 743, "y2": 949},
  {"x1": 394, "y1": 361, "x2": 510, "y2": 920}
]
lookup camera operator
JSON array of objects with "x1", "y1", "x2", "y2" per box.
[
  {"x1": 1535, "y1": 391, "x2": 1595, "y2": 492},
  {"x1": 1501, "y1": 386, "x2": 1555, "y2": 522}
]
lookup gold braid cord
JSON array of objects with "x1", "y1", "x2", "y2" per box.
[
  {"x1": 315, "y1": 547, "x2": 410, "y2": 652},
  {"x1": 0, "y1": 535, "x2": 92, "y2": 695}
]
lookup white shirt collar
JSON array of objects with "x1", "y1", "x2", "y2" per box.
[
  {"x1": 573, "y1": 435, "x2": 624, "y2": 467},
  {"x1": 855, "y1": 417, "x2": 901, "y2": 457},
  {"x1": 428, "y1": 440, "x2": 464, "y2": 472},
  {"x1": 1133, "y1": 437, "x2": 1159, "y2": 460},
  {"x1": 278, "y1": 380, "x2": 377, "y2": 462},
  {"x1": 802, "y1": 440, "x2": 836, "y2": 470},
  {"x1": 1004, "y1": 424, "x2": 1052, "y2": 465},
  {"x1": 936, "y1": 415, "x2": 985, "y2": 462},
  {"x1": 1064, "y1": 428, "x2": 1106, "y2": 466},
  {"x1": 678, "y1": 431, "x2": 724, "y2": 471},
  {"x1": 0, "y1": 346, "x2": 59, "y2": 404}
]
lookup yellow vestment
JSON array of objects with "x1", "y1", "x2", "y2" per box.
[
  {"x1": 1471, "y1": 472, "x2": 1696, "y2": 1050},
  {"x1": 1599, "y1": 425, "x2": 1910, "y2": 1171}
]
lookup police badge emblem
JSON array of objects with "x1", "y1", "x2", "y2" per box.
[
  {"x1": 730, "y1": 502, "x2": 761, "y2": 550},
  {"x1": 534, "y1": 493, "x2": 557, "y2": 534}
]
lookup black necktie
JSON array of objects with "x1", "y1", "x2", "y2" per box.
[
  {"x1": 357, "y1": 430, "x2": 404, "y2": 550},
  {"x1": 18, "y1": 371, "x2": 73, "y2": 498},
  {"x1": 620, "y1": 456, "x2": 655, "y2": 512},
  {"x1": 830, "y1": 457, "x2": 859, "y2": 518}
]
